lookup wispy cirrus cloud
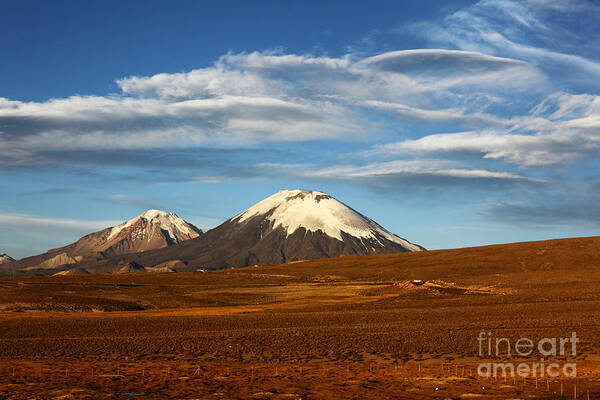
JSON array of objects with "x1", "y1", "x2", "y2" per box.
[
  {"x1": 0, "y1": 94, "x2": 359, "y2": 163},
  {"x1": 0, "y1": 213, "x2": 124, "y2": 258},
  {"x1": 0, "y1": 48, "x2": 547, "y2": 168},
  {"x1": 404, "y1": 0, "x2": 600, "y2": 83},
  {"x1": 364, "y1": 92, "x2": 600, "y2": 167},
  {"x1": 259, "y1": 159, "x2": 541, "y2": 183},
  {"x1": 0, "y1": 213, "x2": 121, "y2": 233},
  {"x1": 483, "y1": 200, "x2": 600, "y2": 228},
  {"x1": 354, "y1": 49, "x2": 544, "y2": 93},
  {"x1": 481, "y1": 176, "x2": 600, "y2": 228},
  {"x1": 107, "y1": 194, "x2": 166, "y2": 210},
  {"x1": 362, "y1": 100, "x2": 506, "y2": 126},
  {"x1": 375, "y1": 130, "x2": 594, "y2": 167}
]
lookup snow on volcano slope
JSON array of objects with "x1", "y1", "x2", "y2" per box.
[
  {"x1": 69, "y1": 209, "x2": 203, "y2": 258},
  {"x1": 62, "y1": 189, "x2": 424, "y2": 272},
  {"x1": 235, "y1": 189, "x2": 423, "y2": 252},
  {"x1": 0, "y1": 254, "x2": 15, "y2": 265},
  {"x1": 106, "y1": 209, "x2": 200, "y2": 244},
  {"x1": 3, "y1": 210, "x2": 203, "y2": 275}
]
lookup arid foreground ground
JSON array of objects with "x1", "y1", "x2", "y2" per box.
[{"x1": 1, "y1": 236, "x2": 600, "y2": 399}]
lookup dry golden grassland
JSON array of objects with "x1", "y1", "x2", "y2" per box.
[{"x1": 0, "y1": 236, "x2": 599, "y2": 399}]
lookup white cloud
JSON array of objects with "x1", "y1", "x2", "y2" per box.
[
  {"x1": 117, "y1": 66, "x2": 284, "y2": 100},
  {"x1": 0, "y1": 22, "x2": 596, "y2": 178},
  {"x1": 0, "y1": 49, "x2": 549, "y2": 166},
  {"x1": 0, "y1": 213, "x2": 121, "y2": 233},
  {"x1": 0, "y1": 94, "x2": 361, "y2": 164},
  {"x1": 367, "y1": 91, "x2": 600, "y2": 167},
  {"x1": 407, "y1": 0, "x2": 600, "y2": 80},
  {"x1": 354, "y1": 49, "x2": 544, "y2": 91},
  {"x1": 379, "y1": 130, "x2": 581, "y2": 166},
  {"x1": 478, "y1": 31, "x2": 600, "y2": 77},
  {"x1": 191, "y1": 176, "x2": 223, "y2": 184},
  {"x1": 261, "y1": 159, "x2": 536, "y2": 181},
  {"x1": 362, "y1": 99, "x2": 506, "y2": 125}
]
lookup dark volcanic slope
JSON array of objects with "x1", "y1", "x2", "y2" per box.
[{"x1": 112, "y1": 216, "x2": 416, "y2": 272}]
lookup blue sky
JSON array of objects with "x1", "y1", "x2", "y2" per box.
[{"x1": 1, "y1": 0, "x2": 599, "y2": 258}]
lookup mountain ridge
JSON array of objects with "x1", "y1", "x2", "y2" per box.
[
  {"x1": 72, "y1": 189, "x2": 425, "y2": 273},
  {"x1": 2, "y1": 210, "x2": 202, "y2": 274},
  {"x1": 1, "y1": 190, "x2": 424, "y2": 275}
]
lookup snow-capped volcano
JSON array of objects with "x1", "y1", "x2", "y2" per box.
[
  {"x1": 2, "y1": 191, "x2": 423, "y2": 275},
  {"x1": 235, "y1": 190, "x2": 423, "y2": 251},
  {"x1": 3, "y1": 210, "x2": 202, "y2": 275},
  {"x1": 64, "y1": 209, "x2": 202, "y2": 258},
  {"x1": 118, "y1": 189, "x2": 424, "y2": 271},
  {"x1": 104, "y1": 209, "x2": 200, "y2": 247},
  {"x1": 0, "y1": 254, "x2": 15, "y2": 265}
]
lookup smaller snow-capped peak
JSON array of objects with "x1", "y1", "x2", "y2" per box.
[
  {"x1": 106, "y1": 209, "x2": 201, "y2": 243},
  {"x1": 0, "y1": 253, "x2": 15, "y2": 264},
  {"x1": 234, "y1": 189, "x2": 423, "y2": 251},
  {"x1": 140, "y1": 209, "x2": 171, "y2": 219},
  {"x1": 140, "y1": 209, "x2": 198, "y2": 236}
]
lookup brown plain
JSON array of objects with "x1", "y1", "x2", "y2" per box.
[{"x1": 1, "y1": 236, "x2": 599, "y2": 399}]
